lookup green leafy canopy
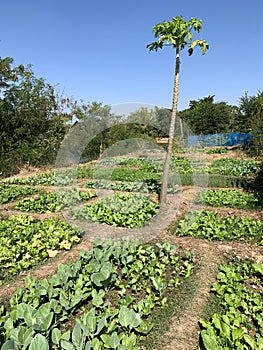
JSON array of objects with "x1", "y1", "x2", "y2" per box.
[{"x1": 146, "y1": 16, "x2": 209, "y2": 54}]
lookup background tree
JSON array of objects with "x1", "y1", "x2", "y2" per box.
[
  {"x1": 80, "y1": 105, "x2": 162, "y2": 161},
  {"x1": 0, "y1": 57, "x2": 23, "y2": 89},
  {"x1": 127, "y1": 106, "x2": 155, "y2": 124},
  {"x1": 154, "y1": 107, "x2": 171, "y2": 136},
  {"x1": 72, "y1": 101, "x2": 112, "y2": 161},
  {"x1": 0, "y1": 57, "x2": 67, "y2": 176},
  {"x1": 179, "y1": 95, "x2": 235, "y2": 134},
  {"x1": 227, "y1": 90, "x2": 263, "y2": 156},
  {"x1": 147, "y1": 16, "x2": 209, "y2": 203},
  {"x1": 236, "y1": 92, "x2": 258, "y2": 132},
  {"x1": 245, "y1": 91, "x2": 263, "y2": 156},
  {"x1": 235, "y1": 90, "x2": 262, "y2": 128},
  {"x1": 126, "y1": 106, "x2": 167, "y2": 139}
]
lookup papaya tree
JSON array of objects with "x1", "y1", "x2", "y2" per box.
[{"x1": 147, "y1": 16, "x2": 209, "y2": 203}]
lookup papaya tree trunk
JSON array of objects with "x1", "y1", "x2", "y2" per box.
[{"x1": 160, "y1": 46, "x2": 180, "y2": 203}]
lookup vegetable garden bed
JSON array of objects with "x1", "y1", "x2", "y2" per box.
[
  {"x1": 0, "y1": 215, "x2": 82, "y2": 284},
  {"x1": 195, "y1": 189, "x2": 263, "y2": 210},
  {"x1": 0, "y1": 151, "x2": 262, "y2": 349},
  {"x1": 69, "y1": 193, "x2": 159, "y2": 228},
  {"x1": 0, "y1": 185, "x2": 38, "y2": 204},
  {"x1": 0, "y1": 239, "x2": 195, "y2": 349},
  {"x1": 14, "y1": 189, "x2": 96, "y2": 214},
  {"x1": 199, "y1": 258, "x2": 263, "y2": 349},
  {"x1": 171, "y1": 210, "x2": 263, "y2": 245}
]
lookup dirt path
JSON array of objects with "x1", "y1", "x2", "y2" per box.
[
  {"x1": 150, "y1": 232, "x2": 263, "y2": 350},
  {"x1": 159, "y1": 241, "x2": 221, "y2": 350}
]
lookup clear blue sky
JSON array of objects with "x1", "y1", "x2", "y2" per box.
[{"x1": 1, "y1": 0, "x2": 262, "y2": 111}]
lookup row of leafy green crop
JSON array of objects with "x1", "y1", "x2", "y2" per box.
[
  {"x1": 0, "y1": 185, "x2": 38, "y2": 204},
  {"x1": 199, "y1": 258, "x2": 263, "y2": 349},
  {"x1": 171, "y1": 156, "x2": 208, "y2": 174},
  {"x1": 97, "y1": 168, "x2": 161, "y2": 182},
  {"x1": 2, "y1": 170, "x2": 251, "y2": 190},
  {"x1": 1, "y1": 157, "x2": 162, "y2": 186},
  {"x1": 91, "y1": 157, "x2": 260, "y2": 181},
  {"x1": 2, "y1": 167, "x2": 160, "y2": 186},
  {"x1": 92, "y1": 156, "x2": 163, "y2": 169},
  {"x1": 195, "y1": 189, "x2": 263, "y2": 210},
  {"x1": 112, "y1": 157, "x2": 259, "y2": 178},
  {"x1": 83, "y1": 179, "x2": 159, "y2": 193},
  {"x1": 172, "y1": 157, "x2": 259, "y2": 177},
  {"x1": 14, "y1": 189, "x2": 96, "y2": 213},
  {"x1": 117, "y1": 158, "x2": 160, "y2": 172},
  {"x1": 12, "y1": 190, "x2": 159, "y2": 227},
  {"x1": 171, "y1": 156, "x2": 260, "y2": 176},
  {"x1": 83, "y1": 179, "x2": 179, "y2": 194},
  {"x1": 70, "y1": 193, "x2": 159, "y2": 228},
  {"x1": 170, "y1": 210, "x2": 263, "y2": 245},
  {"x1": 2, "y1": 172, "x2": 61, "y2": 186},
  {"x1": 178, "y1": 173, "x2": 250, "y2": 188},
  {"x1": 175, "y1": 147, "x2": 229, "y2": 154},
  {"x1": 205, "y1": 147, "x2": 228, "y2": 154},
  {"x1": 0, "y1": 215, "x2": 82, "y2": 283},
  {"x1": 2, "y1": 167, "x2": 94, "y2": 186},
  {"x1": 2, "y1": 157, "x2": 260, "y2": 188},
  {"x1": 208, "y1": 158, "x2": 259, "y2": 177},
  {"x1": 176, "y1": 147, "x2": 228, "y2": 155},
  {"x1": 0, "y1": 239, "x2": 194, "y2": 350}
]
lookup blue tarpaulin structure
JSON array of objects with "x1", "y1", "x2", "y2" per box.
[
  {"x1": 65, "y1": 115, "x2": 80, "y2": 126},
  {"x1": 188, "y1": 132, "x2": 252, "y2": 147}
]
